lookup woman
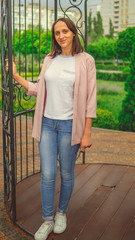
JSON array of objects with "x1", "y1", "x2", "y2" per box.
[{"x1": 6, "y1": 18, "x2": 97, "y2": 240}]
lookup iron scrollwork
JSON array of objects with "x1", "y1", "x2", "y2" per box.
[
  {"x1": 1, "y1": 0, "x2": 16, "y2": 223},
  {"x1": 58, "y1": 0, "x2": 88, "y2": 49}
]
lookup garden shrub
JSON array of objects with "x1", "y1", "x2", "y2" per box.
[
  {"x1": 93, "y1": 109, "x2": 119, "y2": 130},
  {"x1": 96, "y1": 71, "x2": 128, "y2": 82},
  {"x1": 20, "y1": 72, "x2": 39, "y2": 78},
  {"x1": 122, "y1": 66, "x2": 130, "y2": 73},
  {"x1": 119, "y1": 42, "x2": 135, "y2": 131},
  {"x1": 96, "y1": 64, "x2": 128, "y2": 71}
]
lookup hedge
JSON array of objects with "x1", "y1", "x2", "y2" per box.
[
  {"x1": 96, "y1": 64, "x2": 128, "y2": 71},
  {"x1": 20, "y1": 72, "x2": 39, "y2": 78},
  {"x1": 96, "y1": 71, "x2": 128, "y2": 82},
  {"x1": 93, "y1": 109, "x2": 119, "y2": 130},
  {"x1": 95, "y1": 60, "x2": 130, "y2": 66}
]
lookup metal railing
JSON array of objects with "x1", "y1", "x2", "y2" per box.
[{"x1": 1, "y1": 0, "x2": 88, "y2": 224}]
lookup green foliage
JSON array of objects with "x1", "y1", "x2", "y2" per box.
[
  {"x1": 20, "y1": 72, "x2": 39, "y2": 78},
  {"x1": 38, "y1": 31, "x2": 52, "y2": 55},
  {"x1": 14, "y1": 29, "x2": 39, "y2": 55},
  {"x1": 87, "y1": 43, "x2": 101, "y2": 59},
  {"x1": 14, "y1": 29, "x2": 52, "y2": 57},
  {"x1": 109, "y1": 19, "x2": 114, "y2": 39},
  {"x1": 93, "y1": 12, "x2": 104, "y2": 39},
  {"x1": 119, "y1": 42, "x2": 135, "y2": 131},
  {"x1": 96, "y1": 71, "x2": 128, "y2": 82},
  {"x1": 122, "y1": 66, "x2": 130, "y2": 73},
  {"x1": 87, "y1": 11, "x2": 92, "y2": 35},
  {"x1": 97, "y1": 80, "x2": 126, "y2": 122},
  {"x1": 115, "y1": 27, "x2": 135, "y2": 61},
  {"x1": 97, "y1": 82, "x2": 122, "y2": 95},
  {"x1": 96, "y1": 64, "x2": 128, "y2": 71},
  {"x1": 87, "y1": 37, "x2": 116, "y2": 60},
  {"x1": 92, "y1": 109, "x2": 119, "y2": 130},
  {"x1": 87, "y1": 11, "x2": 104, "y2": 43}
]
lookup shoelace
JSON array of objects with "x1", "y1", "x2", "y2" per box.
[
  {"x1": 55, "y1": 214, "x2": 64, "y2": 225},
  {"x1": 39, "y1": 222, "x2": 53, "y2": 233}
]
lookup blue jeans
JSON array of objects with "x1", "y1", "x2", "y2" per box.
[{"x1": 38, "y1": 117, "x2": 80, "y2": 219}]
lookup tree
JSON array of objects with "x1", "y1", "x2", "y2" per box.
[
  {"x1": 96, "y1": 11, "x2": 104, "y2": 38},
  {"x1": 93, "y1": 11, "x2": 104, "y2": 41},
  {"x1": 119, "y1": 42, "x2": 135, "y2": 131},
  {"x1": 93, "y1": 16, "x2": 98, "y2": 36},
  {"x1": 109, "y1": 19, "x2": 114, "y2": 39},
  {"x1": 87, "y1": 43, "x2": 101, "y2": 60},
  {"x1": 115, "y1": 27, "x2": 135, "y2": 61},
  {"x1": 14, "y1": 29, "x2": 39, "y2": 55},
  {"x1": 87, "y1": 11, "x2": 92, "y2": 35},
  {"x1": 35, "y1": 31, "x2": 52, "y2": 57}
]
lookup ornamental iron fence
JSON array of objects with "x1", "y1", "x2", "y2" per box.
[{"x1": 1, "y1": 0, "x2": 88, "y2": 224}]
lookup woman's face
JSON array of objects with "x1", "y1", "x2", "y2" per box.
[{"x1": 54, "y1": 21, "x2": 75, "y2": 54}]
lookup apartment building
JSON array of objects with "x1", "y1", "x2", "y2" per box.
[
  {"x1": 12, "y1": 2, "x2": 83, "y2": 32},
  {"x1": 88, "y1": 0, "x2": 135, "y2": 37}
]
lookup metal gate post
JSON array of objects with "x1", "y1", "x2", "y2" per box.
[{"x1": 1, "y1": 0, "x2": 16, "y2": 223}]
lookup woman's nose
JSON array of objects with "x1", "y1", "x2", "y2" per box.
[{"x1": 59, "y1": 32, "x2": 64, "y2": 38}]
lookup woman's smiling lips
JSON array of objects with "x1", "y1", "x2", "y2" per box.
[{"x1": 60, "y1": 40, "x2": 66, "y2": 43}]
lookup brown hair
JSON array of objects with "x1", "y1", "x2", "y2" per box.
[{"x1": 49, "y1": 18, "x2": 83, "y2": 58}]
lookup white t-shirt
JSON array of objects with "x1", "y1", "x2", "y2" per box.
[{"x1": 44, "y1": 54, "x2": 75, "y2": 120}]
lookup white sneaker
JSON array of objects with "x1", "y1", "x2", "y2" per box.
[
  {"x1": 34, "y1": 221, "x2": 54, "y2": 240},
  {"x1": 53, "y1": 212, "x2": 67, "y2": 234}
]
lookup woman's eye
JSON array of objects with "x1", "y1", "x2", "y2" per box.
[
  {"x1": 63, "y1": 30, "x2": 68, "y2": 33},
  {"x1": 55, "y1": 32, "x2": 59, "y2": 36}
]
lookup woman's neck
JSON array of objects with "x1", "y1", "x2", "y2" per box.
[{"x1": 61, "y1": 47, "x2": 73, "y2": 56}]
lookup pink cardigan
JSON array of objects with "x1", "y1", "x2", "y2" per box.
[{"x1": 27, "y1": 52, "x2": 97, "y2": 145}]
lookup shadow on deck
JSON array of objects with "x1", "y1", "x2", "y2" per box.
[{"x1": 16, "y1": 163, "x2": 135, "y2": 240}]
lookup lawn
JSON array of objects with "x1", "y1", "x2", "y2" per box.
[
  {"x1": 97, "y1": 80, "x2": 126, "y2": 121},
  {"x1": 0, "y1": 78, "x2": 126, "y2": 125}
]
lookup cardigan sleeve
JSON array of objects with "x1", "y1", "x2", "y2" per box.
[{"x1": 85, "y1": 56, "x2": 97, "y2": 118}]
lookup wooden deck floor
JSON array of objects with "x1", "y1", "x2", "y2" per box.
[{"x1": 16, "y1": 163, "x2": 135, "y2": 240}]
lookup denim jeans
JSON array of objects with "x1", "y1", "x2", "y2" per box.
[{"x1": 38, "y1": 117, "x2": 80, "y2": 219}]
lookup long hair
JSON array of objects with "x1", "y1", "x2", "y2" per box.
[{"x1": 50, "y1": 18, "x2": 83, "y2": 58}]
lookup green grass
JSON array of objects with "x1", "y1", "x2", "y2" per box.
[
  {"x1": 97, "y1": 79, "x2": 126, "y2": 120},
  {"x1": 0, "y1": 78, "x2": 126, "y2": 125}
]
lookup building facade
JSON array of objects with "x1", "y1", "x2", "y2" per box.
[
  {"x1": 12, "y1": 2, "x2": 83, "y2": 32},
  {"x1": 88, "y1": 0, "x2": 135, "y2": 37}
]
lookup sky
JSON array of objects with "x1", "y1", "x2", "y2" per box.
[{"x1": 14, "y1": 0, "x2": 101, "y2": 8}]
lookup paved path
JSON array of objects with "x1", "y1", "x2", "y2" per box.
[{"x1": 0, "y1": 111, "x2": 135, "y2": 240}]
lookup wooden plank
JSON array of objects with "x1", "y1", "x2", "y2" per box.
[
  {"x1": 100, "y1": 182, "x2": 135, "y2": 240},
  {"x1": 122, "y1": 215, "x2": 135, "y2": 240},
  {"x1": 48, "y1": 186, "x2": 112, "y2": 240},
  {"x1": 102, "y1": 165, "x2": 128, "y2": 188},
  {"x1": 17, "y1": 164, "x2": 103, "y2": 235},
  {"x1": 16, "y1": 172, "x2": 41, "y2": 194},
  {"x1": 16, "y1": 165, "x2": 90, "y2": 227},
  {"x1": 53, "y1": 164, "x2": 103, "y2": 211},
  {"x1": 77, "y1": 167, "x2": 135, "y2": 240},
  {"x1": 67, "y1": 164, "x2": 114, "y2": 216}
]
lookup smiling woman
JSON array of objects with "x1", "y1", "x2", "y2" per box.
[
  {"x1": 50, "y1": 18, "x2": 83, "y2": 58},
  {"x1": 6, "y1": 17, "x2": 97, "y2": 240}
]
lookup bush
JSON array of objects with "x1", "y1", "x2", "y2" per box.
[
  {"x1": 119, "y1": 42, "x2": 135, "y2": 131},
  {"x1": 96, "y1": 71, "x2": 128, "y2": 82},
  {"x1": 20, "y1": 72, "x2": 39, "y2": 78},
  {"x1": 122, "y1": 66, "x2": 130, "y2": 73},
  {"x1": 93, "y1": 109, "x2": 119, "y2": 129},
  {"x1": 96, "y1": 64, "x2": 128, "y2": 71}
]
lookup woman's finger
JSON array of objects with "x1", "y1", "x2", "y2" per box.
[{"x1": 80, "y1": 146, "x2": 85, "y2": 152}]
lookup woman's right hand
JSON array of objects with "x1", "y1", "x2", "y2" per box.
[
  {"x1": 5, "y1": 59, "x2": 18, "y2": 80},
  {"x1": 5, "y1": 59, "x2": 28, "y2": 90}
]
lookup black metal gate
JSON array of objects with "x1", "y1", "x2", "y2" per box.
[{"x1": 1, "y1": 0, "x2": 88, "y2": 224}]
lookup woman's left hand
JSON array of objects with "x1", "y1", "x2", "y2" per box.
[{"x1": 80, "y1": 132, "x2": 92, "y2": 152}]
